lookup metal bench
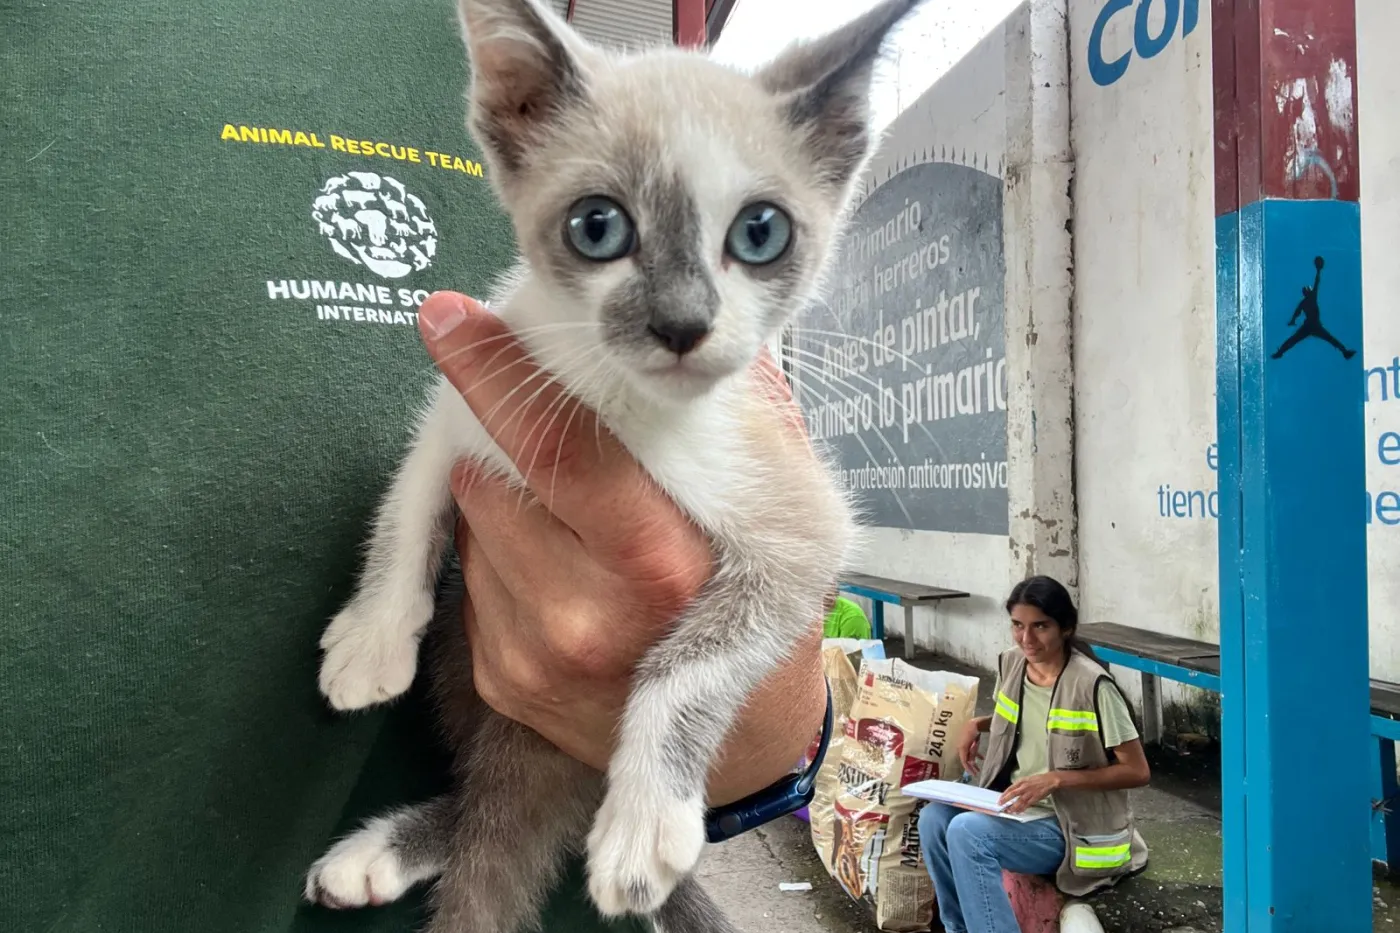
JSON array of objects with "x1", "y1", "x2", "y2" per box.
[
  {"x1": 1078, "y1": 621, "x2": 1400, "y2": 872},
  {"x1": 1373, "y1": 681, "x2": 1400, "y2": 873},
  {"x1": 838, "y1": 571, "x2": 970, "y2": 658},
  {"x1": 1076, "y1": 622, "x2": 1221, "y2": 745}
]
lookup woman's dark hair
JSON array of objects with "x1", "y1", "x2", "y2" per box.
[{"x1": 1005, "y1": 575, "x2": 1100, "y2": 662}]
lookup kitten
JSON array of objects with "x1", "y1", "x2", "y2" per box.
[{"x1": 302, "y1": 0, "x2": 924, "y2": 929}]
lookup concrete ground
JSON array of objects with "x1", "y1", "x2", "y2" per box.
[
  {"x1": 698, "y1": 818, "x2": 879, "y2": 933},
  {"x1": 695, "y1": 643, "x2": 1400, "y2": 932}
]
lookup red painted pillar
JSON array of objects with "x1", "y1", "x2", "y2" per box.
[
  {"x1": 674, "y1": 0, "x2": 707, "y2": 47},
  {"x1": 1213, "y1": 0, "x2": 1360, "y2": 210}
]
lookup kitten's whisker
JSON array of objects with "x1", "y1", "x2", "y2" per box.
[
  {"x1": 514, "y1": 393, "x2": 574, "y2": 517},
  {"x1": 484, "y1": 344, "x2": 601, "y2": 473},
  {"x1": 486, "y1": 345, "x2": 612, "y2": 515},
  {"x1": 778, "y1": 354, "x2": 915, "y2": 528},
  {"x1": 788, "y1": 389, "x2": 915, "y2": 530},
  {"x1": 468, "y1": 338, "x2": 599, "y2": 430},
  {"x1": 449, "y1": 350, "x2": 539, "y2": 405},
  {"x1": 466, "y1": 370, "x2": 595, "y2": 512},
  {"x1": 777, "y1": 350, "x2": 920, "y2": 466},
  {"x1": 412, "y1": 321, "x2": 602, "y2": 380},
  {"x1": 541, "y1": 356, "x2": 616, "y2": 513},
  {"x1": 447, "y1": 322, "x2": 600, "y2": 386},
  {"x1": 797, "y1": 302, "x2": 975, "y2": 458},
  {"x1": 432, "y1": 321, "x2": 597, "y2": 361},
  {"x1": 780, "y1": 345, "x2": 951, "y2": 461},
  {"x1": 518, "y1": 352, "x2": 618, "y2": 515},
  {"x1": 465, "y1": 358, "x2": 553, "y2": 435},
  {"x1": 550, "y1": 397, "x2": 587, "y2": 512},
  {"x1": 515, "y1": 355, "x2": 606, "y2": 515},
  {"x1": 788, "y1": 326, "x2": 931, "y2": 373}
]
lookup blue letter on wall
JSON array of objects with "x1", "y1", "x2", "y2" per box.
[
  {"x1": 1182, "y1": 0, "x2": 1199, "y2": 36},
  {"x1": 1089, "y1": 0, "x2": 1199, "y2": 86},
  {"x1": 1135, "y1": 0, "x2": 1178, "y2": 59},
  {"x1": 1089, "y1": 0, "x2": 1133, "y2": 86}
]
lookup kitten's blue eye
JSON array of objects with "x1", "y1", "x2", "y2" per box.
[
  {"x1": 565, "y1": 196, "x2": 635, "y2": 261},
  {"x1": 726, "y1": 202, "x2": 792, "y2": 265}
]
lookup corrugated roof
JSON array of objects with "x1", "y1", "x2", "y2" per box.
[
  {"x1": 568, "y1": 0, "x2": 673, "y2": 50},
  {"x1": 538, "y1": 0, "x2": 739, "y2": 50}
]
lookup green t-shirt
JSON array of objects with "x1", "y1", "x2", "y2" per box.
[
  {"x1": 1008, "y1": 679, "x2": 1139, "y2": 820},
  {"x1": 1, "y1": 3, "x2": 641, "y2": 932},
  {"x1": 823, "y1": 596, "x2": 872, "y2": 639}
]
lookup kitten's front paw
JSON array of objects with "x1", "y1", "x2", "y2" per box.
[
  {"x1": 304, "y1": 824, "x2": 416, "y2": 909},
  {"x1": 317, "y1": 606, "x2": 419, "y2": 711},
  {"x1": 585, "y1": 789, "x2": 706, "y2": 917}
]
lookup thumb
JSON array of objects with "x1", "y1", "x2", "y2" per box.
[{"x1": 418, "y1": 292, "x2": 583, "y2": 492}]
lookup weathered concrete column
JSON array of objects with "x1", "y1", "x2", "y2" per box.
[{"x1": 1003, "y1": 0, "x2": 1079, "y2": 595}]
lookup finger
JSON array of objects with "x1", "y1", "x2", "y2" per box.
[
  {"x1": 752, "y1": 350, "x2": 809, "y2": 442},
  {"x1": 458, "y1": 526, "x2": 553, "y2": 713},
  {"x1": 451, "y1": 461, "x2": 660, "y2": 669},
  {"x1": 418, "y1": 292, "x2": 695, "y2": 563},
  {"x1": 450, "y1": 460, "x2": 586, "y2": 594},
  {"x1": 453, "y1": 512, "x2": 469, "y2": 559}
]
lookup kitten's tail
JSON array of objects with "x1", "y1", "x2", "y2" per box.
[{"x1": 653, "y1": 877, "x2": 744, "y2": 933}]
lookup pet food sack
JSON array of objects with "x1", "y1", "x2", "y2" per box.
[
  {"x1": 806, "y1": 640, "x2": 871, "y2": 866},
  {"x1": 815, "y1": 658, "x2": 979, "y2": 932},
  {"x1": 820, "y1": 637, "x2": 887, "y2": 659}
]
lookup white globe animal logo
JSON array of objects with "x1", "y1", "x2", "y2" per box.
[{"x1": 312, "y1": 171, "x2": 437, "y2": 279}]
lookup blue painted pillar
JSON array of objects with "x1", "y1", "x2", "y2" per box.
[
  {"x1": 1374, "y1": 735, "x2": 1400, "y2": 870},
  {"x1": 1212, "y1": 1, "x2": 1370, "y2": 929}
]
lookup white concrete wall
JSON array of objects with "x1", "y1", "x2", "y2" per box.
[
  {"x1": 802, "y1": 0, "x2": 1400, "y2": 697},
  {"x1": 1067, "y1": 0, "x2": 1218, "y2": 712},
  {"x1": 792, "y1": 2, "x2": 1077, "y2": 671},
  {"x1": 850, "y1": 14, "x2": 1012, "y2": 666},
  {"x1": 1069, "y1": 0, "x2": 1400, "y2": 712},
  {"x1": 795, "y1": 9, "x2": 1024, "y2": 661},
  {"x1": 1358, "y1": 0, "x2": 1400, "y2": 683}
]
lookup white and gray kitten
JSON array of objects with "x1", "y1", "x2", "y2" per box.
[{"x1": 303, "y1": 0, "x2": 923, "y2": 929}]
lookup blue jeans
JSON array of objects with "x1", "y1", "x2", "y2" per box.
[{"x1": 917, "y1": 802, "x2": 1065, "y2": 933}]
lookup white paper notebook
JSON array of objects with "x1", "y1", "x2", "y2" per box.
[{"x1": 902, "y1": 779, "x2": 1051, "y2": 823}]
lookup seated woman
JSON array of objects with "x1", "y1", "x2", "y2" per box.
[{"x1": 917, "y1": 575, "x2": 1151, "y2": 933}]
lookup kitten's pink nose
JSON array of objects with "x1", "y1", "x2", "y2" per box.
[{"x1": 648, "y1": 319, "x2": 710, "y2": 355}]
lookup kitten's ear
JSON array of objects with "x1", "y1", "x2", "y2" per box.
[
  {"x1": 756, "y1": 0, "x2": 923, "y2": 187},
  {"x1": 457, "y1": 0, "x2": 593, "y2": 176}
]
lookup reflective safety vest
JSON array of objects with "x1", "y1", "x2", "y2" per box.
[{"x1": 976, "y1": 647, "x2": 1150, "y2": 896}]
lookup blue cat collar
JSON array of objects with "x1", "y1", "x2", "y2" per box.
[{"x1": 703, "y1": 680, "x2": 835, "y2": 844}]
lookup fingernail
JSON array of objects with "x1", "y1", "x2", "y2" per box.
[{"x1": 421, "y1": 294, "x2": 471, "y2": 340}]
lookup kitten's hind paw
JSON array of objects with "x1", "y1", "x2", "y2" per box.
[
  {"x1": 304, "y1": 820, "x2": 423, "y2": 909},
  {"x1": 585, "y1": 789, "x2": 706, "y2": 917},
  {"x1": 317, "y1": 606, "x2": 420, "y2": 711}
]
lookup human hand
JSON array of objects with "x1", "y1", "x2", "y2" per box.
[
  {"x1": 998, "y1": 772, "x2": 1061, "y2": 814},
  {"x1": 957, "y1": 718, "x2": 983, "y2": 776},
  {"x1": 416, "y1": 291, "x2": 826, "y2": 807}
]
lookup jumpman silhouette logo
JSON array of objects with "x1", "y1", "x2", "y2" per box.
[{"x1": 1271, "y1": 256, "x2": 1356, "y2": 360}]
